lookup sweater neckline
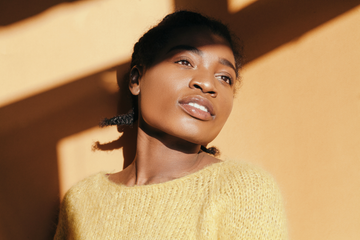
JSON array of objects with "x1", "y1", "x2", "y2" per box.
[{"x1": 99, "y1": 160, "x2": 226, "y2": 190}]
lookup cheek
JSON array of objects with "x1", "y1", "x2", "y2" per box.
[
  {"x1": 139, "y1": 88, "x2": 167, "y2": 124},
  {"x1": 139, "y1": 69, "x2": 187, "y2": 119},
  {"x1": 217, "y1": 92, "x2": 234, "y2": 123},
  {"x1": 138, "y1": 78, "x2": 179, "y2": 128}
]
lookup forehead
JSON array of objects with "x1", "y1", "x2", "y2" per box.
[
  {"x1": 169, "y1": 26, "x2": 230, "y2": 46},
  {"x1": 153, "y1": 26, "x2": 235, "y2": 65}
]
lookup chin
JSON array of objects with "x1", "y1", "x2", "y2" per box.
[
  {"x1": 171, "y1": 125, "x2": 218, "y2": 146},
  {"x1": 141, "y1": 113, "x2": 221, "y2": 146}
]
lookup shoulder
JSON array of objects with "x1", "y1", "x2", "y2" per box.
[
  {"x1": 217, "y1": 161, "x2": 288, "y2": 239},
  {"x1": 54, "y1": 173, "x2": 107, "y2": 239},
  {"x1": 61, "y1": 172, "x2": 107, "y2": 205},
  {"x1": 213, "y1": 160, "x2": 285, "y2": 207},
  {"x1": 217, "y1": 160, "x2": 280, "y2": 191}
]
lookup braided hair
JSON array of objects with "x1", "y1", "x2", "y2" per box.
[{"x1": 100, "y1": 11, "x2": 243, "y2": 156}]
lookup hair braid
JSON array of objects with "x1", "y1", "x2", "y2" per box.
[
  {"x1": 200, "y1": 145, "x2": 220, "y2": 157},
  {"x1": 100, "y1": 108, "x2": 136, "y2": 127}
]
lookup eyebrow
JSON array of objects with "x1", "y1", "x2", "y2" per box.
[
  {"x1": 219, "y1": 58, "x2": 236, "y2": 73},
  {"x1": 167, "y1": 45, "x2": 203, "y2": 56},
  {"x1": 168, "y1": 44, "x2": 236, "y2": 73}
]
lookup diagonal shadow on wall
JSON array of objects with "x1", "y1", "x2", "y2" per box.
[
  {"x1": 175, "y1": 0, "x2": 360, "y2": 63},
  {"x1": 0, "y1": 63, "x2": 132, "y2": 239},
  {"x1": 0, "y1": 0, "x2": 76, "y2": 26},
  {"x1": 0, "y1": 0, "x2": 359, "y2": 239}
]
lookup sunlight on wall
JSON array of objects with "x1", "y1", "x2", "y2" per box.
[
  {"x1": 57, "y1": 126, "x2": 124, "y2": 198},
  {"x1": 0, "y1": 0, "x2": 173, "y2": 108},
  {"x1": 227, "y1": 0, "x2": 257, "y2": 13}
]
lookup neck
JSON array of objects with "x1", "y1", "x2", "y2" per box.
[
  {"x1": 118, "y1": 115, "x2": 215, "y2": 186},
  {"x1": 113, "y1": 118, "x2": 221, "y2": 186},
  {"x1": 133, "y1": 126, "x2": 204, "y2": 185}
]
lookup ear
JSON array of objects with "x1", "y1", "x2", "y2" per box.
[{"x1": 129, "y1": 65, "x2": 143, "y2": 96}]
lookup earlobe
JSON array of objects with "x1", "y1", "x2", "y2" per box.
[{"x1": 129, "y1": 66, "x2": 142, "y2": 95}]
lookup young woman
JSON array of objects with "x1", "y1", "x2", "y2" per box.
[{"x1": 54, "y1": 11, "x2": 288, "y2": 239}]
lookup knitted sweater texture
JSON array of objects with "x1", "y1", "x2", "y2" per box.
[{"x1": 54, "y1": 160, "x2": 288, "y2": 239}]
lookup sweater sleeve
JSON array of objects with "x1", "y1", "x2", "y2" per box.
[
  {"x1": 219, "y1": 163, "x2": 288, "y2": 239},
  {"x1": 53, "y1": 190, "x2": 75, "y2": 240}
]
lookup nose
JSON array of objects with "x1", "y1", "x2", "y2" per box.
[{"x1": 189, "y1": 72, "x2": 218, "y2": 97}]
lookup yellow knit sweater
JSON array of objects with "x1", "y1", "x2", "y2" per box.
[{"x1": 54, "y1": 160, "x2": 288, "y2": 239}]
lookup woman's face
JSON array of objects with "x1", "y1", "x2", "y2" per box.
[{"x1": 132, "y1": 27, "x2": 236, "y2": 146}]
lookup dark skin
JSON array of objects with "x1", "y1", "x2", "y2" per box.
[{"x1": 109, "y1": 27, "x2": 237, "y2": 186}]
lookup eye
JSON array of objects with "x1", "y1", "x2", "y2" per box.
[
  {"x1": 175, "y1": 59, "x2": 192, "y2": 67},
  {"x1": 217, "y1": 75, "x2": 233, "y2": 85}
]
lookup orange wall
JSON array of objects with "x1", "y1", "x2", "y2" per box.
[{"x1": 1, "y1": 0, "x2": 359, "y2": 239}]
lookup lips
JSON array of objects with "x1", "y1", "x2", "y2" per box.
[{"x1": 178, "y1": 95, "x2": 215, "y2": 121}]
